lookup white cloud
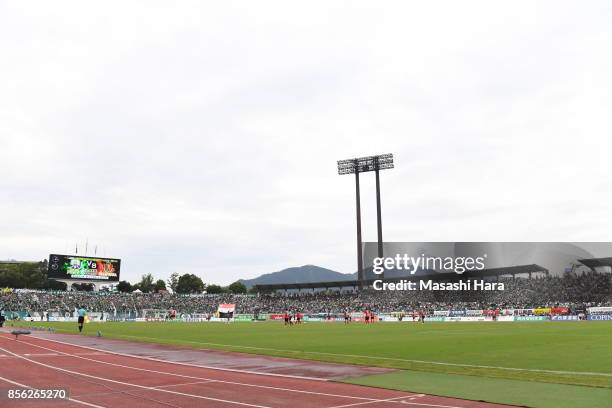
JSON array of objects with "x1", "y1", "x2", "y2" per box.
[{"x1": 1, "y1": 1, "x2": 611, "y2": 284}]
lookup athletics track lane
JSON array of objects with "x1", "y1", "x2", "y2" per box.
[{"x1": 0, "y1": 333, "x2": 515, "y2": 408}]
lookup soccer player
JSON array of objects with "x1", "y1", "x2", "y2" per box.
[
  {"x1": 77, "y1": 306, "x2": 87, "y2": 332},
  {"x1": 284, "y1": 311, "x2": 289, "y2": 326},
  {"x1": 0, "y1": 310, "x2": 5, "y2": 328},
  {"x1": 344, "y1": 311, "x2": 350, "y2": 324}
]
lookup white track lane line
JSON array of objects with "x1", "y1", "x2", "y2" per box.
[
  {"x1": 0, "y1": 352, "x2": 107, "y2": 358},
  {"x1": 72, "y1": 380, "x2": 217, "y2": 398},
  {"x1": 0, "y1": 345, "x2": 273, "y2": 408},
  {"x1": 155, "y1": 379, "x2": 218, "y2": 388},
  {"x1": 5, "y1": 335, "x2": 416, "y2": 403},
  {"x1": 5, "y1": 337, "x2": 475, "y2": 408},
  {"x1": 327, "y1": 395, "x2": 413, "y2": 408},
  {"x1": 0, "y1": 374, "x2": 106, "y2": 408},
  {"x1": 327, "y1": 394, "x2": 470, "y2": 408}
]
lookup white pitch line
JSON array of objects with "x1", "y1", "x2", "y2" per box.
[
  {"x1": 0, "y1": 374, "x2": 106, "y2": 408},
  {"x1": 0, "y1": 345, "x2": 272, "y2": 408},
  {"x1": 5, "y1": 336, "x2": 413, "y2": 404}
]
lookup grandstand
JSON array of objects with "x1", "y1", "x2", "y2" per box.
[{"x1": 1, "y1": 271, "x2": 610, "y2": 320}]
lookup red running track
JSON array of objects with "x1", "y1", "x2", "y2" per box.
[{"x1": 0, "y1": 333, "x2": 514, "y2": 408}]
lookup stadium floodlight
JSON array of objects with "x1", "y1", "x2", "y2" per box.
[
  {"x1": 337, "y1": 153, "x2": 394, "y2": 175},
  {"x1": 337, "y1": 154, "x2": 394, "y2": 287}
]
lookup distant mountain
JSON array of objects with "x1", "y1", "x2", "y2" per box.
[{"x1": 239, "y1": 265, "x2": 354, "y2": 288}]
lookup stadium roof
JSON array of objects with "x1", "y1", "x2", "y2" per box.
[
  {"x1": 578, "y1": 257, "x2": 612, "y2": 269},
  {"x1": 253, "y1": 264, "x2": 548, "y2": 291}
]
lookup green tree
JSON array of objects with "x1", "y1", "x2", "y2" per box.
[
  {"x1": 206, "y1": 284, "x2": 224, "y2": 294},
  {"x1": 175, "y1": 273, "x2": 205, "y2": 294},
  {"x1": 167, "y1": 272, "x2": 179, "y2": 292},
  {"x1": 45, "y1": 279, "x2": 67, "y2": 291},
  {"x1": 228, "y1": 281, "x2": 247, "y2": 294},
  {"x1": 154, "y1": 279, "x2": 167, "y2": 292},
  {"x1": 0, "y1": 261, "x2": 47, "y2": 289},
  {"x1": 137, "y1": 273, "x2": 155, "y2": 293},
  {"x1": 116, "y1": 280, "x2": 133, "y2": 293}
]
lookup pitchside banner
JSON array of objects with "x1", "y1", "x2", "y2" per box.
[
  {"x1": 362, "y1": 242, "x2": 612, "y2": 280},
  {"x1": 551, "y1": 315, "x2": 579, "y2": 321},
  {"x1": 588, "y1": 314, "x2": 612, "y2": 321}
]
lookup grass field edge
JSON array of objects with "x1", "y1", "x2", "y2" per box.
[
  {"x1": 8, "y1": 321, "x2": 612, "y2": 389},
  {"x1": 340, "y1": 370, "x2": 612, "y2": 408}
]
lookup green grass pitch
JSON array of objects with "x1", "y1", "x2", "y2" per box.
[{"x1": 12, "y1": 320, "x2": 612, "y2": 408}]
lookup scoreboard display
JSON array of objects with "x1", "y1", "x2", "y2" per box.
[{"x1": 48, "y1": 254, "x2": 121, "y2": 281}]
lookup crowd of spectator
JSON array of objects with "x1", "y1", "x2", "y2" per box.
[{"x1": 1, "y1": 271, "x2": 610, "y2": 317}]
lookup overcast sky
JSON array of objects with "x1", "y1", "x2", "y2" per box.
[{"x1": 1, "y1": 1, "x2": 611, "y2": 285}]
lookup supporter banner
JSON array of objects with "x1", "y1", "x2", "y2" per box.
[
  {"x1": 551, "y1": 315, "x2": 578, "y2": 321},
  {"x1": 587, "y1": 307, "x2": 612, "y2": 314},
  {"x1": 434, "y1": 310, "x2": 449, "y2": 316},
  {"x1": 515, "y1": 316, "x2": 548, "y2": 321},
  {"x1": 588, "y1": 314, "x2": 612, "y2": 321},
  {"x1": 483, "y1": 309, "x2": 499, "y2": 316},
  {"x1": 268, "y1": 314, "x2": 285, "y2": 320},
  {"x1": 534, "y1": 308, "x2": 552, "y2": 315},
  {"x1": 551, "y1": 307, "x2": 570, "y2": 315},
  {"x1": 217, "y1": 303, "x2": 235, "y2": 318}
]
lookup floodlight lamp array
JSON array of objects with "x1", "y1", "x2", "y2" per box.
[{"x1": 337, "y1": 153, "x2": 394, "y2": 175}]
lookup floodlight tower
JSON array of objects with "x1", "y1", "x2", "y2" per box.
[{"x1": 337, "y1": 153, "x2": 394, "y2": 288}]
